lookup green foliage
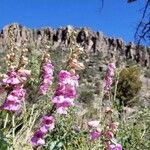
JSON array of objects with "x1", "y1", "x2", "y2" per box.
[
  {"x1": 126, "y1": 59, "x2": 137, "y2": 66},
  {"x1": 0, "y1": 130, "x2": 10, "y2": 150},
  {"x1": 0, "y1": 51, "x2": 7, "y2": 72},
  {"x1": 78, "y1": 90, "x2": 94, "y2": 104},
  {"x1": 26, "y1": 50, "x2": 43, "y2": 103},
  {"x1": 117, "y1": 109, "x2": 150, "y2": 150},
  {"x1": 27, "y1": 51, "x2": 42, "y2": 87},
  {"x1": 49, "y1": 48, "x2": 68, "y2": 73},
  {"x1": 44, "y1": 109, "x2": 89, "y2": 150},
  {"x1": 116, "y1": 66, "x2": 142, "y2": 106}
]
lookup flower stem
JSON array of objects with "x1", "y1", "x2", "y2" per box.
[
  {"x1": 12, "y1": 114, "x2": 15, "y2": 149},
  {"x1": 99, "y1": 82, "x2": 104, "y2": 122},
  {"x1": 4, "y1": 113, "x2": 9, "y2": 128}
]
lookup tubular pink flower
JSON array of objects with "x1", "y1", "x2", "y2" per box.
[
  {"x1": 31, "y1": 130, "x2": 45, "y2": 147},
  {"x1": 56, "y1": 98, "x2": 74, "y2": 114},
  {"x1": 108, "y1": 144, "x2": 122, "y2": 150},
  {"x1": 39, "y1": 61, "x2": 54, "y2": 95},
  {"x1": 31, "y1": 115, "x2": 55, "y2": 147},
  {"x1": 0, "y1": 68, "x2": 30, "y2": 112},
  {"x1": 58, "y1": 70, "x2": 79, "y2": 87},
  {"x1": 58, "y1": 70, "x2": 71, "y2": 81},
  {"x1": 54, "y1": 84, "x2": 76, "y2": 98},
  {"x1": 10, "y1": 85, "x2": 26, "y2": 101},
  {"x1": 2, "y1": 68, "x2": 31, "y2": 86},
  {"x1": 1, "y1": 85, "x2": 26, "y2": 112},
  {"x1": 40, "y1": 115, "x2": 55, "y2": 133},
  {"x1": 52, "y1": 95, "x2": 74, "y2": 114},
  {"x1": 88, "y1": 120, "x2": 100, "y2": 128},
  {"x1": 52, "y1": 96, "x2": 74, "y2": 105},
  {"x1": 105, "y1": 77, "x2": 113, "y2": 90},
  {"x1": 2, "y1": 69, "x2": 20, "y2": 85},
  {"x1": 56, "y1": 106, "x2": 68, "y2": 114},
  {"x1": 88, "y1": 120, "x2": 101, "y2": 141},
  {"x1": 105, "y1": 130, "x2": 114, "y2": 139},
  {"x1": 104, "y1": 63, "x2": 116, "y2": 91},
  {"x1": 90, "y1": 130, "x2": 102, "y2": 141},
  {"x1": 1, "y1": 100, "x2": 21, "y2": 111},
  {"x1": 1, "y1": 87, "x2": 26, "y2": 111},
  {"x1": 52, "y1": 70, "x2": 79, "y2": 114}
]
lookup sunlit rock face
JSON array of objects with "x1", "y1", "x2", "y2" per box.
[{"x1": 0, "y1": 23, "x2": 149, "y2": 67}]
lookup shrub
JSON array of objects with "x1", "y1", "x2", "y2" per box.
[{"x1": 116, "y1": 66, "x2": 142, "y2": 107}]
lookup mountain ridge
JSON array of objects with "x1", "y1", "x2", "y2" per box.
[{"x1": 0, "y1": 23, "x2": 150, "y2": 67}]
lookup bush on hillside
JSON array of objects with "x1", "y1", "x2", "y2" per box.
[{"x1": 116, "y1": 66, "x2": 142, "y2": 107}]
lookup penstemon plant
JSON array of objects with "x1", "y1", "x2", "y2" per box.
[
  {"x1": 30, "y1": 30, "x2": 85, "y2": 148},
  {"x1": 85, "y1": 63, "x2": 122, "y2": 150}
]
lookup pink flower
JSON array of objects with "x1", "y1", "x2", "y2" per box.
[
  {"x1": 58, "y1": 70, "x2": 71, "y2": 81},
  {"x1": 52, "y1": 70, "x2": 79, "y2": 114},
  {"x1": 2, "y1": 69, "x2": 20, "y2": 85},
  {"x1": 31, "y1": 115, "x2": 55, "y2": 147},
  {"x1": 105, "y1": 130, "x2": 114, "y2": 139},
  {"x1": 40, "y1": 115, "x2": 55, "y2": 133},
  {"x1": 90, "y1": 130, "x2": 102, "y2": 140},
  {"x1": 0, "y1": 67, "x2": 30, "y2": 113},
  {"x1": 108, "y1": 144, "x2": 122, "y2": 150},
  {"x1": 88, "y1": 120, "x2": 100, "y2": 128},
  {"x1": 11, "y1": 86, "x2": 26, "y2": 101},
  {"x1": 52, "y1": 96, "x2": 74, "y2": 106},
  {"x1": 52, "y1": 96, "x2": 74, "y2": 114},
  {"x1": 104, "y1": 63, "x2": 116, "y2": 91},
  {"x1": 31, "y1": 130, "x2": 45, "y2": 147},
  {"x1": 39, "y1": 61, "x2": 54, "y2": 95},
  {"x1": 54, "y1": 96, "x2": 74, "y2": 114},
  {"x1": 88, "y1": 120, "x2": 102, "y2": 141},
  {"x1": 58, "y1": 70, "x2": 79, "y2": 86},
  {"x1": 43, "y1": 63, "x2": 53, "y2": 72},
  {"x1": 56, "y1": 107, "x2": 68, "y2": 114},
  {"x1": 40, "y1": 84, "x2": 50, "y2": 95},
  {"x1": 1, "y1": 100, "x2": 21, "y2": 111},
  {"x1": 1, "y1": 86, "x2": 26, "y2": 112},
  {"x1": 54, "y1": 84, "x2": 76, "y2": 98},
  {"x1": 109, "y1": 63, "x2": 116, "y2": 70}
]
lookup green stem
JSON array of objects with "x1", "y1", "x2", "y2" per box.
[
  {"x1": 12, "y1": 114, "x2": 15, "y2": 149},
  {"x1": 4, "y1": 113, "x2": 9, "y2": 128},
  {"x1": 99, "y1": 81, "x2": 104, "y2": 122},
  {"x1": 113, "y1": 70, "x2": 120, "y2": 103},
  {"x1": 25, "y1": 105, "x2": 35, "y2": 141}
]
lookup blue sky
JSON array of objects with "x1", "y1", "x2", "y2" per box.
[{"x1": 0, "y1": 0, "x2": 145, "y2": 43}]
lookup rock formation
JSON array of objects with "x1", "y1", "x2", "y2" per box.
[{"x1": 0, "y1": 23, "x2": 150, "y2": 67}]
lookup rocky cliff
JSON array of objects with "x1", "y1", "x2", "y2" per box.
[{"x1": 0, "y1": 23, "x2": 150, "y2": 67}]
